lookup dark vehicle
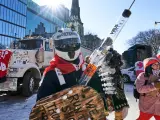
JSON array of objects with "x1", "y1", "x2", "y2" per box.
[
  {"x1": 121, "y1": 44, "x2": 152, "y2": 82},
  {"x1": 122, "y1": 44, "x2": 152, "y2": 68}
]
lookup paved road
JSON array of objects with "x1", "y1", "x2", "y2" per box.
[{"x1": 0, "y1": 84, "x2": 155, "y2": 120}]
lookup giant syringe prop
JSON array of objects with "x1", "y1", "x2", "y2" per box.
[{"x1": 79, "y1": 0, "x2": 135, "y2": 85}]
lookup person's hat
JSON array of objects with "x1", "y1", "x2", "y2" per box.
[{"x1": 143, "y1": 57, "x2": 159, "y2": 69}]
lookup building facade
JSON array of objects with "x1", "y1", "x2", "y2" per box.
[
  {"x1": 52, "y1": 4, "x2": 70, "y2": 23},
  {"x1": 0, "y1": 0, "x2": 27, "y2": 47},
  {"x1": 68, "y1": 0, "x2": 84, "y2": 38},
  {"x1": 26, "y1": 0, "x2": 67, "y2": 37},
  {"x1": 0, "y1": 0, "x2": 67, "y2": 47}
]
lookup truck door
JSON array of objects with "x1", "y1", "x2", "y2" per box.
[{"x1": 43, "y1": 41, "x2": 54, "y2": 67}]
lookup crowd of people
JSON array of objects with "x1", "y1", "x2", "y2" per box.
[{"x1": 33, "y1": 27, "x2": 160, "y2": 120}]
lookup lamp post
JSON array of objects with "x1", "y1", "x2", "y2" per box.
[
  {"x1": 154, "y1": 22, "x2": 160, "y2": 34},
  {"x1": 129, "y1": 0, "x2": 136, "y2": 10},
  {"x1": 155, "y1": 21, "x2": 160, "y2": 26}
]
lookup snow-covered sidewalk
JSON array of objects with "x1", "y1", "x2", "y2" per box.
[{"x1": 0, "y1": 84, "x2": 155, "y2": 120}]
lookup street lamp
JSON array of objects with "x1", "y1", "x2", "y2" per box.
[{"x1": 155, "y1": 21, "x2": 160, "y2": 26}]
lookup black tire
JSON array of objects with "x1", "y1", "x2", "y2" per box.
[
  {"x1": 22, "y1": 72, "x2": 35, "y2": 97},
  {"x1": 123, "y1": 74, "x2": 131, "y2": 83}
]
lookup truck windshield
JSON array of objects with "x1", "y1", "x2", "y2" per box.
[{"x1": 18, "y1": 39, "x2": 43, "y2": 50}]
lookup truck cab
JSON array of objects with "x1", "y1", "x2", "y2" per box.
[{"x1": 0, "y1": 36, "x2": 54, "y2": 96}]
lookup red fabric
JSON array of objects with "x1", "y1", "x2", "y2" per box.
[
  {"x1": 143, "y1": 58, "x2": 159, "y2": 69},
  {"x1": 0, "y1": 50, "x2": 12, "y2": 78},
  {"x1": 135, "y1": 61, "x2": 144, "y2": 77},
  {"x1": 44, "y1": 53, "x2": 84, "y2": 75},
  {"x1": 136, "y1": 70, "x2": 144, "y2": 77},
  {"x1": 137, "y1": 111, "x2": 160, "y2": 120}
]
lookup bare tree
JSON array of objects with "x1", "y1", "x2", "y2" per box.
[
  {"x1": 127, "y1": 29, "x2": 160, "y2": 55},
  {"x1": 82, "y1": 32, "x2": 102, "y2": 51}
]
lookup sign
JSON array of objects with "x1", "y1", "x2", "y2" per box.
[
  {"x1": 83, "y1": 64, "x2": 97, "y2": 77},
  {"x1": 30, "y1": 86, "x2": 107, "y2": 120},
  {"x1": 0, "y1": 50, "x2": 12, "y2": 82}
]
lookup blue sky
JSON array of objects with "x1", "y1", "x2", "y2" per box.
[{"x1": 33, "y1": 0, "x2": 160, "y2": 54}]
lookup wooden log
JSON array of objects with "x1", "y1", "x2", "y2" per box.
[{"x1": 30, "y1": 85, "x2": 107, "y2": 120}]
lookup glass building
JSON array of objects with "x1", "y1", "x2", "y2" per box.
[
  {"x1": 0, "y1": 0, "x2": 67, "y2": 47},
  {"x1": 26, "y1": 0, "x2": 66, "y2": 37},
  {"x1": 0, "y1": 0, "x2": 27, "y2": 47}
]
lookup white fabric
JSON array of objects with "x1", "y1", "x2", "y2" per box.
[
  {"x1": 55, "y1": 68, "x2": 66, "y2": 85},
  {"x1": 152, "y1": 69, "x2": 160, "y2": 76},
  {"x1": 135, "y1": 61, "x2": 144, "y2": 71}
]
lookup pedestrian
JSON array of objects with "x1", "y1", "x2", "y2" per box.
[
  {"x1": 136, "y1": 57, "x2": 160, "y2": 120},
  {"x1": 36, "y1": 28, "x2": 86, "y2": 101},
  {"x1": 36, "y1": 27, "x2": 129, "y2": 120}
]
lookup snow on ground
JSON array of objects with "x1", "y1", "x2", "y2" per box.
[{"x1": 0, "y1": 84, "x2": 155, "y2": 120}]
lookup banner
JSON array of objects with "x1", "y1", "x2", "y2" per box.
[{"x1": 0, "y1": 50, "x2": 12, "y2": 83}]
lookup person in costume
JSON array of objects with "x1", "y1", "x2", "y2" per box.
[
  {"x1": 96, "y1": 48, "x2": 129, "y2": 120},
  {"x1": 36, "y1": 28, "x2": 86, "y2": 101},
  {"x1": 36, "y1": 28, "x2": 129, "y2": 120},
  {"x1": 135, "y1": 57, "x2": 160, "y2": 120}
]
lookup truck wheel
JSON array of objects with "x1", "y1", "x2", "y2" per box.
[{"x1": 22, "y1": 72, "x2": 35, "y2": 97}]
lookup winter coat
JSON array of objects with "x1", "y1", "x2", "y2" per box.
[
  {"x1": 136, "y1": 72, "x2": 160, "y2": 116},
  {"x1": 36, "y1": 67, "x2": 104, "y2": 102}
]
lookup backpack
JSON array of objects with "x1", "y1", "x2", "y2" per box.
[{"x1": 133, "y1": 80, "x2": 148, "y2": 101}]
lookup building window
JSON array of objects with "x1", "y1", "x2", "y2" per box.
[
  {"x1": 1, "y1": 36, "x2": 4, "y2": 46},
  {"x1": 2, "y1": 21, "x2": 4, "y2": 34},
  {"x1": 8, "y1": 23, "x2": 11, "y2": 36},
  {"x1": 14, "y1": 13, "x2": 17, "y2": 24},
  {"x1": 1, "y1": 7, "x2": 4, "y2": 19},
  {"x1": 0, "y1": 21, "x2": 2, "y2": 34},
  {"x1": 0, "y1": 36, "x2": 1, "y2": 46},
  {"x1": 1, "y1": 0, "x2": 4, "y2": 5},
  {"x1": 17, "y1": 14, "x2": 19, "y2": 25},
  {"x1": 3, "y1": 7, "x2": 6, "y2": 20},
  {"x1": 6, "y1": 22, "x2": 8, "y2": 35},
  {"x1": 0, "y1": 7, "x2": 1, "y2": 19},
  {"x1": 4, "y1": 0, "x2": 7, "y2": 6}
]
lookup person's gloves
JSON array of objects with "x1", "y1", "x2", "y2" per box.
[
  {"x1": 105, "y1": 48, "x2": 123, "y2": 68},
  {"x1": 149, "y1": 75, "x2": 160, "y2": 83},
  {"x1": 98, "y1": 49, "x2": 123, "y2": 95}
]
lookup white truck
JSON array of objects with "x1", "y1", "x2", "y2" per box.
[{"x1": 0, "y1": 36, "x2": 54, "y2": 97}]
